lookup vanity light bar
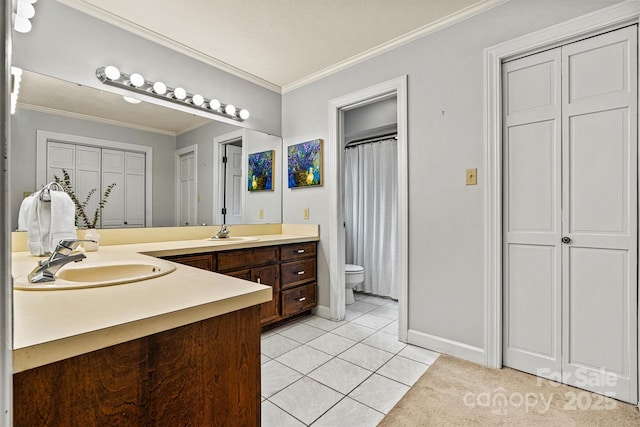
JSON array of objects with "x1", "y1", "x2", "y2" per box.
[{"x1": 95, "y1": 66, "x2": 250, "y2": 122}]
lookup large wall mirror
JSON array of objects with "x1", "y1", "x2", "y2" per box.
[{"x1": 11, "y1": 69, "x2": 283, "y2": 229}]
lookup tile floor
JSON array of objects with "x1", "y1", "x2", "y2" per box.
[{"x1": 261, "y1": 293, "x2": 440, "y2": 426}]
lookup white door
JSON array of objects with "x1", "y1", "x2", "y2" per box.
[
  {"x1": 177, "y1": 149, "x2": 197, "y2": 226},
  {"x1": 224, "y1": 144, "x2": 243, "y2": 224},
  {"x1": 503, "y1": 26, "x2": 637, "y2": 403}
]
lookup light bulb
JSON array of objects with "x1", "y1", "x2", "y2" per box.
[
  {"x1": 129, "y1": 73, "x2": 145, "y2": 87},
  {"x1": 123, "y1": 96, "x2": 142, "y2": 104},
  {"x1": 173, "y1": 87, "x2": 186, "y2": 100},
  {"x1": 13, "y1": 14, "x2": 32, "y2": 33},
  {"x1": 151, "y1": 81, "x2": 166, "y2": 95},
  {"x1": 208, "y1": 99, "x2": 221, "y2": 110},
  {"x1": 191, "y1": 94, "x2": 204, "y2": 106},
  {"x1": 104, "y1": 65, "x2": 120, "y2": 81},
  {"x1": 224, "y1": 104, "x2": 236, "y2": 116},
  {"x1": 16, "y1": 1, "x2": 35, "y2": 19},
  {"x1": 239, "y1": 109, "x2": 250, "y2": 120}
]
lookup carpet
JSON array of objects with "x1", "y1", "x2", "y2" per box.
[{"x1": 379, "y1": 354, "x2": 640, "y2": 426}]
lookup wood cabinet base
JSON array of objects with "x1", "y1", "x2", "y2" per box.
[{"x1": 13, "y1": 306, "x2": 261, "y2": 427}]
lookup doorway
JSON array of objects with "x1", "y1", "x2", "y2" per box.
[
  {"x1": 175, "y1": 145, "x2": 197, "y2": 226},
  {"x1": 328, "y1": 76, "x2": 408, "y2": 341},
  {"x1": 213, "y1": 130, "x2": 244, "y2": 225}
]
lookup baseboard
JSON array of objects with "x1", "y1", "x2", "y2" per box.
[
  {"x1": 313, "y1": 304, "x2": 332, "y2": 320},
  {"x1": 408, "y1": 329, "x2": 485, "y2": 365}
]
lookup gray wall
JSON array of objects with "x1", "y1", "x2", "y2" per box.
[
  {"x1": 12, "y1": 0, "x2": 281, "y2": 136},
  {"x1": 11, "y1": 109, "x2": 176, "y2": 228},
  {"x1": 344, "y1": 97, "x2": 397, "y2": 141},
  {"x1": 282, "y1": 0, "x2": 625, "y2": 355}
]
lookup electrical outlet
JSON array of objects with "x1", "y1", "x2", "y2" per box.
[
  {"x1": 466, "y1": 168, "x2": 477, "y2": 185},
  {"x1": 303, "y1": 208, "x2": 310, "y2": 220},
  {"x1": 259, "y1": 209, "x2": 264, "y2": 219}
]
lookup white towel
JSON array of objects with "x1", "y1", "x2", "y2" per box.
[
  {"x1": 17, "y1": 193, "x2": 36, "y2": 231},
  {"x1": 24, "y1": 183, "x2": 77, "y2": 256},
  {"x1": 47, "y1": 190, "x2": 76, "y2": 251}
]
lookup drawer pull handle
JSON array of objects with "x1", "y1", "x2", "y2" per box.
[
  {"x1": 297, "y1": 297, "x2": 306, "y2": 302},
  {"x1": 297, "y1": 249, "x2": 305, "y2": 253},
  {"x1": 297, "y1": 271, "x2": 305, "y2": 275}
]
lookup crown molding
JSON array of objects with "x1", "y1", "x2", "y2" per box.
[
  {"x1": 57, "y1": 0, "x2": 507, "y2": 95},
  {"x1": 282, "y1": 0, "x2": 509, "y2": 93},
  {"x1": 56, "y1": 0, "x2": 282, "y2": 93}
]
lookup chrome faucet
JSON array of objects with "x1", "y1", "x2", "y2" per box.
[
  {"x1": 28, "y1": 238, "x2": 96, "y2": 283},
  {"x1": 214, "y1": 224, "x2": 230, "y2": 239}
]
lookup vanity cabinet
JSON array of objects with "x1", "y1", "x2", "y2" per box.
[
  {"x1": 163, "y1": 241, "x2": 317, "y2": 327},
  {"x1": 14, "y1": 305, "x2": 261, "y2": 427}
]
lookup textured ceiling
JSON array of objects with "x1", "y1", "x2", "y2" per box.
[{"x1": 62, "y1": 0, "x2": 492, "y2": 90}]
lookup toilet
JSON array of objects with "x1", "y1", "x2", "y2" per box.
[{"x1": 345, "y1": 264, "x2": 364, "y2": 305}]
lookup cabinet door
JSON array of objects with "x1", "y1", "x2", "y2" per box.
[
  {"x1": 166, "y1": 254, "x2": 213, "y2": 271},
  {"x1": 251, "y1": 265, "x2": 279, "y2": 324}
]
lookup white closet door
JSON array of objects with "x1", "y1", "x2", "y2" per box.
[
  {"x1": 101, "y1": 149, "x2": 125, "y2": 228},
  {"x1": 125, "y1": 152, "x2": 145, "y2": 228},
  {"x1": 75, "y1": 146, "x2": 101, "y2": 228},
  {"x1": 502, "y1": 48, "x2": 563, "y2": 379},
  {"x1": 503, "y1": 26, "x2": 638, "y2": 404},
  {"x1": 47, "y1": 142, "x2": 75, "y2": 185},
  {"x1": 561, "y1": 26, "x2": 637, "y2": 403},
  {"x1": 225, "y1": 145, "x2": 243, "y2": 224}
]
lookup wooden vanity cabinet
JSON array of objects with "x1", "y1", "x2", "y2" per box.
[{"x1": 163, "y1": 241, "x2": 317, "y2": 327}]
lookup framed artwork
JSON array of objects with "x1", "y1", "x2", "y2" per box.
[
  {"x1": 287, "y1": 139, "x2": 323, "y2": 188},
  {"x1": 247, "y1": 150, "x2": 274, "y2": 191}
]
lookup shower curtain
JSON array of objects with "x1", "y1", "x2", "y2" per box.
[{"x1": 344, "y1": 138, "x2": 398, "y2": 299}]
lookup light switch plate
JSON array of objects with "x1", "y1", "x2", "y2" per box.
[{"x1": 466, "y1": 168, "x2": 477, "y2": 185}]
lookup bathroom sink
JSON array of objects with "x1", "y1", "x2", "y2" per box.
[
  {"x1": 14, "y1": 259, "x2": 176, "y2": 290},
  {"x1": 204, "y1": 236, "x2": 260, "y2": 243}
]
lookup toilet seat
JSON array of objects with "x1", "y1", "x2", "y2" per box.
[{"x1": 345, "y1": 264, "x2": 364, "y2": 285}]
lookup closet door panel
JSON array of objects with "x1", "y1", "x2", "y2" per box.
[
  {"x1": 502, "y1": 48, "x2": 562, "y2": 378},
  {"x1": 561, "y1": 25, "x2": 637, "y2": 403}
]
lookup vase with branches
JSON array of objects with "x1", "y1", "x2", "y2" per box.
[{"x1": 54, "y1": 169, "x2": 117, "y2": 229}]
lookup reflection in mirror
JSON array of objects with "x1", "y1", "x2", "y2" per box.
[{"x1": 11, "y1": 70, "x2": 282, "y2": 229}]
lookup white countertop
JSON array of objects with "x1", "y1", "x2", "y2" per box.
[{"x1": 12, "y1": 232, "x2": 318, "y2": 373}]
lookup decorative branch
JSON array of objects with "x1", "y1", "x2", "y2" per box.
[{"x1": 54, "y1": 169, "x2": 116, "y2": 229}]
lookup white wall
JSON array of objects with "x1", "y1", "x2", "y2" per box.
[
  {"x1": 344, "y1": 97, "x2": 397, "y2": 141},
  {"x1": 282, "y1": 0, "x2": 626, "y2": 358}
]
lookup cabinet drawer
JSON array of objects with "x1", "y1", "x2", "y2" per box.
[
  {"x1": 281, "y1": 283, "x2": 317, "y2": 317},
  {"x1": 281, "y1": 259, "x2": 316, "y2": 289},
  {"x1": 216, "y1": 246, "x2": 279, "y2": 272},
  {"x1": 280, "y1": 242, "x2": 316, "y2": 261}
]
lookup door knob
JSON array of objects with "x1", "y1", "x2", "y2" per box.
[{"x1": 562, "y1": 236, "x2": 571, "y2": 244}]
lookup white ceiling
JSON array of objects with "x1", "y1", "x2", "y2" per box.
[{"x1": 59, "y1": 0, "x2": 500, "y2": 92}]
